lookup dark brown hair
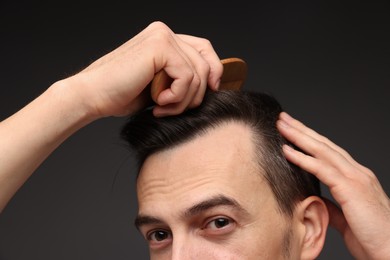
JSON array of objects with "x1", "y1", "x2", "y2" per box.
[{"x1": 121, "y1": 90, "x2": 321, "y2": 216}]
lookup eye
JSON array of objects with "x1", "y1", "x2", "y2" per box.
[
  {"x1": 205, "y1": 217, "x2": 234, "y2": 230},
  {"x1": 147, "y1": 230, "x2": 172, "y2": 242}
]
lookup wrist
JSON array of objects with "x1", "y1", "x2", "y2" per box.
[{"x1": 49, "y1": 75, "x2": 100, "y2": 125}]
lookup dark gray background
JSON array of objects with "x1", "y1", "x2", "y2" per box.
[{"x1": 0, "y1": 1, "x2": 389, "y2": 259}]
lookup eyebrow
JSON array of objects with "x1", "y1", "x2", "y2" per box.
[
  {"x1": 183, "y1": 194, "x2": 246, "y2": 218},
  {"x1": 134, "y1": 194, "x2": 247, "y2": 230},
  {"x1": 134, "y1": 215, "x2": 164, "y2": 231}
]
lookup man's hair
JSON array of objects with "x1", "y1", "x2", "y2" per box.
[{"x1": 120, "y1": 90, "x2": 321, "y2": 217}]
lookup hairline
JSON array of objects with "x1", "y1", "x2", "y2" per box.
[{"x1": 135, "y1": 118, "x2": 298, "y2": 218}]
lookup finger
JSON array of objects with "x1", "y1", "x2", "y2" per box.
[
  {"x1": 279, "y1": 112, "x2": 373, "y2": 175},
  {"x1": 155, "y1": 45, "x2": 207, "y2": 107},
  {"x1": 173, "y1": 36, "x2": 212, "y2": 108},
  {"x1": 177, "y1": 34, "x2": 223, "y2": 90},
  {"x1": 282, "y1": 144, "x2": 346, "y2": 187},
  {"x1": 153, "y1": 48, "x2": 197, "y2": 106},
  {"x1": 146, "y1": 22, "x2": 221, "y2": 109},
  {"x1": 155, "y1": 69, "x2": 198, "y2": 106},
  {"x1": 279, "y1": 112, "x2": 362, "y2": 168},
  {"x1": 157, "y1": 35, "x2": 216, "y2": 109},
  {"x1": 153, "y1": 81, "x2": 198, "y2": 117},
  {"x1": 153, "y1": 103, "x2": 186, "y2": 117},
  {"x1": 323, "y1": 198, "x2": 348, "y2": 235},
  {"x1": 188, "y1": 82, "x2": 207, "y2": 109},
  {"x1": 277, "y1": 119, "x2": 357, "y2": 178},
  {"x1": 139, "y1": 22, "x2": 196, "y2": 107}
]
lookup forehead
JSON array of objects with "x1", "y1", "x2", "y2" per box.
[{"x1": 136, "y1": 121, "x2": 275, "y2": 216}]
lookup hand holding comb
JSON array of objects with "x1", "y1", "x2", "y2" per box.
[{"x1": 150, "y1": 57, "x2": 248, "y2": 103}]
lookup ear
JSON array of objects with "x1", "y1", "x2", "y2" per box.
[{"x1": 296, "y1": 196, "x2": 329, "y2": 260}]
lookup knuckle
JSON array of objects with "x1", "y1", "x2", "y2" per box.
[
  {"x1": 315, "y1": 141, "x2": 330, "y2": 154},
  {"x1": 198, "y1": 38, "x2": 212, "y2": 49},
  {"x1": 181, "y1": 71, "x2": 196, "y2": 90},
  {"x1": 191, "y1": 96, "x2": 203, "y2": 107},
  {"x1": 364, "y1": 167, "x2": 376, "y2": 177},
  {"x1": 191, "y1": 74, "x2": 201, "y2": 87},
  {"x1": 145, "y1": 25, "x2": 173, "y2": 46},
  {"x1": 153, "y1": 30, "x2": 172, "y2": 45},
  {"x1": 149, "y1": 21, "x2": 169, "y2": 31},
  {"x1": 352, "y1": 170, "x2": 377, "y2": 187},
  {"x1": 319, "y1": 136, "x2": 331, "y2": 144},
  {"x1": 359, "y1": 172, "x2": 372, "y2": 183},
  {"x1": 175, "y1": 105, "x2": 187, "y2": 114},
  {"x1": 200, "y1": 62, "x2": 211, "y2": 77}
]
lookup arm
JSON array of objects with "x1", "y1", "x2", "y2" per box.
[
  {"x1": 0, "y1": 21, "x2": 223, "y2": 212},
  {"x1": 277, "y1": 111, "x2": 390, "y2": 260}
]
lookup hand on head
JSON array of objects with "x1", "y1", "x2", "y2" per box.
[
  {"x1": 3, "y1": 19, "x2": 389, "y2": 260},
  {"x1": 70, "y1": 21, "x2": 223, "y2": 119},
  {"x1": 277, "y1": 111, "x2": 390, "y2": 260},
  {"x1": 0, "y1": 21, "x2": 223, "y2": 213}
]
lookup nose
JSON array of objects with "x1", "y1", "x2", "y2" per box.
[{"x1": 170, "y1": 236, "x2": 201, "y2": 260}]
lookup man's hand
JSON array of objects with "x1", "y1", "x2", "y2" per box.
[
  {"x1": 277, "y1": 111, "x2": 390, "y2": 260},
  {"x1": 70, "y1": 21, "x2": 223, "y2": 119},
  {"x1": 0, "y1": 21, "x2": 223, "y2": 212}
]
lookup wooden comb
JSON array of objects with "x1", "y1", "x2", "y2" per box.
[{"x1": 150, "y1": 57, "x2": 247, "y2": 103}]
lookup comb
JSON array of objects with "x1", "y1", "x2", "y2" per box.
[{"x1": 150, "y1": 57, "x2": 247, "y2": 103}]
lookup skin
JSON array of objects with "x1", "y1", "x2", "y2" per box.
[
  {"x1": 0, "y1": 21, "x2": 223, "y2": 212},
  {"x1": 136, "y1": 122, "x2": 328, "y2": 259},
  {"x1": 0, "y1": 20, "x2": 389, "y2": 259},
  {"x1": 277, "y1": 112, "x2": 390, "y2": 259}
]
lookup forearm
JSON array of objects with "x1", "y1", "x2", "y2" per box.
[
  {"x1": 0, "y1": 21, "x2": 224, "y2": 213},
  {"x1": 0, "y1": 77, "x2": 95, "y2": 212}
]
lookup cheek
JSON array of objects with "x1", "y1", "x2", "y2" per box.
[
  {"x1": 202, "y1": 239, "x2": 285, "y2": 260},
  {"x1": 227, "y1": 220, "x2": 290, "y2": 259},
  {"x1": 148, "y1": 232, "x2": 287, "y2": 260}
]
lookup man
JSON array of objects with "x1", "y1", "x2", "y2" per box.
[
  {"x1": 0, "y1": 21, "x2": 389, "y2": 259},
  {"x1": 121, "y1": 90, "x2": 328, "y2": 259}
]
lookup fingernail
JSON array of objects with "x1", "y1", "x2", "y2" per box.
[
  {"x1": 283, "y1": 144, "x2": 294, "y2": 152},
  {"x1": 277, "y1": 119, "x2": 290, "y2": 129},
  {"x1": 281, "y1": 112, "x2": 294, "y2": 121},
  {"x1": 153, "y1": 108, "x2": 165, "y2": 118}
]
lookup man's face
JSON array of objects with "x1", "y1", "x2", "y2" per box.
[{"x1": 136, "y1": 122, "x2": 301, "y2": 259}]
